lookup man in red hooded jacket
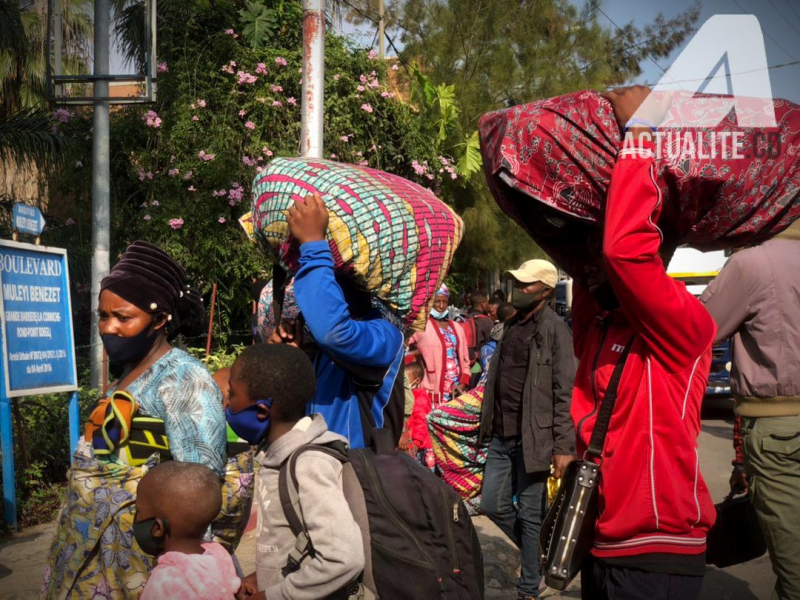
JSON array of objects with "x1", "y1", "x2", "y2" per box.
[{"x1": 571, "y1": 86, "x2": 717, "y2": 599}]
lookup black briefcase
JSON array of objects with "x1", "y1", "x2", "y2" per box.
[
  {"x1": 539, "y1": 460, "x2": 599, "y2": 590},
  {"x1": 706, "y1": 492, "x2": 767, "y2": 568}
]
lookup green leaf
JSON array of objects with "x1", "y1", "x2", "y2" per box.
[
  {"x1": 238, "y1": 0, "x2": 277, "y2": 49},
  {"x1": 411, "y1": 63, "x2": 437, "y2": 107},
  {"x1": 456, "y1": 131, "x2": 483, "y2": 179}
]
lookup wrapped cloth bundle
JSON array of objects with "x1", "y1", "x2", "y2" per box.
[
  {"x1": 479, "y1": 90, "x2": 800, "y2": 274},
  {"x1": 252, "y1": 158, "x2": 464, "y2": 331}
]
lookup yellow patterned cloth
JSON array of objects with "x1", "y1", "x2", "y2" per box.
[{"x1": 252, "y1": 158, "x2": 463, "y2": 331}]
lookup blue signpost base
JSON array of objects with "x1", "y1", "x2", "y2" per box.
[
  {"x1": 0, "y1": 395, "x2": 16, "y2": 531},
  {"x1": 68, "y1": 390, "x2": 80, "y2": 459}
]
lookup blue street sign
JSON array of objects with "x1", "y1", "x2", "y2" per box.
[
  {"x1": 12, "y1": 204, "x2": 45, "y2": 237},
  {"x1": 0, "y1": 240, "x2": 78, "y2": 530}
]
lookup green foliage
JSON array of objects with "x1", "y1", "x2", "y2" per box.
[
  {"x1": 239, "y1": 0, "x2": 278, "y2": 48},
  {"x1": 0, "y1": 107, "x2": 69, "y2": 167},
  {"x1": 50, "y1": 0, "x2": 451, "y2": 345},
  {"x1": 16, "y1": 462, "x2": 65, "y2": 530},
  {"x1": 455, "y1": 131, "x2": 481, "y2": 179},
  {"x1": 187, "y1": 344, "x2": 246, "y2": 371}
]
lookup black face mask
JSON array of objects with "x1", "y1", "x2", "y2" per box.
[
  {"x1": 512, "y1": 288, "x2": 550, "y2": 312},
  {"x1": 101, "y1": 322, "x2": 159, "y2": 365},
  {"x1": 132, "y1": 516, "x2": 169, "y2": 556}
]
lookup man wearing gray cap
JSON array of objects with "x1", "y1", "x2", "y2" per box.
[{"x1": 480, "y1": 259, "x2": 577, "y2": 600}]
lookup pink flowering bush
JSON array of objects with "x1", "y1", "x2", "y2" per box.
[
  {"x1": 168, "y1": 218, "x2": 184, "y2": 230},
  {"x1": 157, "y1": 62, "x2": 169, "y2": 73},
  {"x1": 143, "y1": 110, "x2": 162, "y2": 128}
]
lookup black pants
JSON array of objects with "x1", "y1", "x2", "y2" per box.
[{"x1": 580, "y1": 559, "x2": 703, "y2": 600}]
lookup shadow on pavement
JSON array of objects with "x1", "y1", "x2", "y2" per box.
[{"x1": 702, "y1": 566, "x2": 764, "y2": 600}]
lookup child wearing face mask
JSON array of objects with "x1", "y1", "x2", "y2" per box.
[
  {"x1": 226, "y1": 344, "x2": 365, "y2": 600},
  {"x1": 134, "y1": 461, "x2": 242, "y2": 599}
]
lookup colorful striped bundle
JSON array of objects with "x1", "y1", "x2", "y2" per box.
[{"x1": 251, "y1": 158, "x2": 464, "y2": 331}]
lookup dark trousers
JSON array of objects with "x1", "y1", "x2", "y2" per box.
[
  {"x1": 481, "y1": 435, "x2": 547, "y2": 597},
  {"x1": 580, "y1": 559, "x2": 703, "y2": 600}
]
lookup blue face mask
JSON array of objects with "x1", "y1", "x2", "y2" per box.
[
  {"x1": 430, "y1": 307, "x2": 450, "y2": 320},
  {"x1": 225, "y1": 399, "x2": 272, "y2": 444}
]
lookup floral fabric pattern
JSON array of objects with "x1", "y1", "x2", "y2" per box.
[{"x1": 441, "y1": 324, "x2": 459, "y2": 402}]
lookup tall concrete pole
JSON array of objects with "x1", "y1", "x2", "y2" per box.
[
  {"x1": 300, "y1": 0, "x2": 325, "y2": 158},
  {"x1": 378, "y1": 0, "x2": 385, "y2": 59},
  {"x1": 90, "y1": 0, "x2": 110, "y2": 389}
]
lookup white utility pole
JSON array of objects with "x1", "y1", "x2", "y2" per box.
[{"x1": 300, "y1": 0, "x2": 325, "y2": 158}]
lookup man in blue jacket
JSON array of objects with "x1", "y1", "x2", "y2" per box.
[{"x1": 269, "y1": 193, "x2": 406, "y2": 449}]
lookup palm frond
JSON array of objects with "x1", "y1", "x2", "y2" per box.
[
  {"x1": 0, "y1": 108, "x2": 69, "y2": 167},
  {"x1": 0, "y1": 0, "x2": 28, "y2": 56}
]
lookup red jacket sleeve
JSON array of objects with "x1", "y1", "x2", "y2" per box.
[{"x1": 603, "y1": 141, "x2": 716, "y2": 373}]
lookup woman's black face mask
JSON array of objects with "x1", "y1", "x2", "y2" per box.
[{"x1": 101, "y1": 320, "x2": 159, "y2": 365}]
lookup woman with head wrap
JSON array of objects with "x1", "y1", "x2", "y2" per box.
[
  {"x1": 408, "y1": 284, "x2": 471, "y2": 403},
  {"x1": 42, "y1": 241, "x2": 230, "y2": 599}
]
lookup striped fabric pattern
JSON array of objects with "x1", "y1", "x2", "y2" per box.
[{"x1": 251, "y1": 158, "x2": 464, "y2": 331}]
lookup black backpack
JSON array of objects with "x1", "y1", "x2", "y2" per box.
[{"x1": 279, "y1": 428, "x2": 485, "y2": 599}]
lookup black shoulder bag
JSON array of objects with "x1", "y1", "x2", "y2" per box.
[{"x1": 539, "y1": 336, "x2": 635, "y2": 591}]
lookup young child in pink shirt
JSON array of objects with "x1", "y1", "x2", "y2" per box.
[{"x1": 135, "y1": 461, "x2": 242, "y2": 599}]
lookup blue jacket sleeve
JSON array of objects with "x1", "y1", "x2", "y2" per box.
[{"x1": 293, "y1": 241, "x2": 402, "y2": 367}]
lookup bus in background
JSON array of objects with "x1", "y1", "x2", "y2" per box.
[{"x1": 667, "y1": 247, "x2": 731, "y2": 398}]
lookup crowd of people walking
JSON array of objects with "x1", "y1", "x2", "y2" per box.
[{"x1": 37, "y1": 86, "x2": 800, "y2": 600}]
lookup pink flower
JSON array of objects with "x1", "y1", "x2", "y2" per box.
[
  {"x1": 244, "y1": 121, "x2": 256, "y2": 130},
  {"x1": 157, "y1": 62, "x2": 168, "y2": 73},
  {"x1": 439, "y1": 156, "x2": 449, "y2": 165},
  {"x1": 257, "y1": 97, "x2": 266, "y2": 104},
  {"x1": 242, "y1": 155, "x2": 255, "y2": 166},
  {"x1": 224, "y1": 28, "x2": 238, "y2": 38},
  {"x1": 143, "y1": 214, "x2": 152, "y2": 221},
  {"x1": 143, "y1": 110, "x2": 162, "y2": 128},
  {"x1": 381, "y1": 91, "x2": 394, "y2": 98},
  {"x1": 369, "y1": 79, "x2": 380, "y2": 89},
  {"x1": 228, "y1": 187, "x2": 244, "y2": 202},
  {"x1": 239, "y1": 109, "x2": 247, "y2": 117},
  {"x1": 198, "y1": 150, "x2": 215, "y2": 162},
  {"x1": 357, "y1": 85, "x2": 365, "y2": 92},
  {"x1": 330, "y1": 153, "x2": 337, "y2": 159},
  {"x1": 450, "y1": 172, "x2": 458, "y2": 179},
  {"x1": 192, "y1": 115, "x2": 199, "y2": 121},
  {"x1": 212, "y1": 189, "x2": 227, "y2": 197},
  {"x1": 236, "y1": 70, "x2": 258, "y2": 84},
  {"x1": 198, "y1": 99, "x2": 206, "y2": 108},
  {"x1": 137, "y1": 169, "x2": 146, "y2": 181},
  {"x1": 340, "y1": 135, "x2": 350, "y2": 142},
  {"x1": 152, "y1": 200, "x2": 160, "y2": 206},
  {"x1": 221, "y1": 61, "x2": 236, "y2": 74},
  {"x1": 360, "y1": 104, "x2": 373, "y2": 113},
  {"x1": 275, "y1": 57, "x2": 288, "y2": 66},
  {"x1": 183, "y1": 170, "x2": 193, "y2": 180},
  {"x1": 168, "y1": 218, "x2": 184, "y2": 230},
  {"x1": 271, "y1": 101, "x2": 282, "y2": 108},
  {"x1": 146, "y1": 172, "x2": 154, "y2": 180},
  {"x1": 53, "y1": 108, "x2": 71, "y2": 123},
  {"x1": 270, "y1": 84, "x2": 283, "y2": 93},
  {"x1": 262, "y1": 147, "x2": 274, "y2": 157},
  {"x1": 359, "y1": 74, "x2": 367, "y2": 84},
  {"x1": 65, "y1": 218, "x2": 76, "y2": 226},
  {"x1": 358, "y1": 160, "x2": 369, "y2": 167},
  {"x1": 334, "y1": 74, "x2": 340, "y2": 81},
  {"x1": 188, "y1": 185, "x2": 197, "y2": 192},
  {"x1": 392, "y1": 64, "x2": 399, "y2": 71},
  {"x1": 229, "y1": 199, "x2": 236, "y2": 206},
  {"x1": 168, "y1": 168, "x2": 180, "y2": 177},
  {"x1": 368, "y1": 49, "x2": 377, "y2": 60},
  {"x1": 218, "y1": 216, "x2": 226, "y2": 224},
  {"x1": 287, "y1": 97, "x2": 297, "y2": 106},
  {"x1": 255, "y1": 63, "x2": 268, "y2": 75}
]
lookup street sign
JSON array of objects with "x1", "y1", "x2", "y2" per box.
[
  {"x1": 12, "y1": 204, "x2": 45, "y2": 237},
  {"x1": 0, "y1": 240, "x2": 79, "y2": 530}
]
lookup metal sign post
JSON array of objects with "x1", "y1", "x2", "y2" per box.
[{"x1": 0, "y1": 240, "x2": 79, "y2": 531}]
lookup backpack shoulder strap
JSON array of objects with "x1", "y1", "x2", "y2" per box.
[{"x1": 278, "y1": 442, "x2": 349, "y2": 576}]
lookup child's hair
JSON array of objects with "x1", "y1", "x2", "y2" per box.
[
  {"x1": 406, "y1": 361, "x2": 425, "y2": 383},
  {"x1": 140, "y1": 461, "x2": 221, "y2": 538},
  {"x1": 233, "y1": 344, "x2": 316, "y2": 422},
  {"x1": 497, "y1": 302, "x2": 516, "y2": 323}
]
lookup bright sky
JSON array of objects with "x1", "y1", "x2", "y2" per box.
[{"x1": 109, "y1": 0, "x2": 800, "y2": 103}]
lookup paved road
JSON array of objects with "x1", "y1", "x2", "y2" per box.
[{"x1": 0, "y1": 397, "x2": 775, "y2": 599}]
